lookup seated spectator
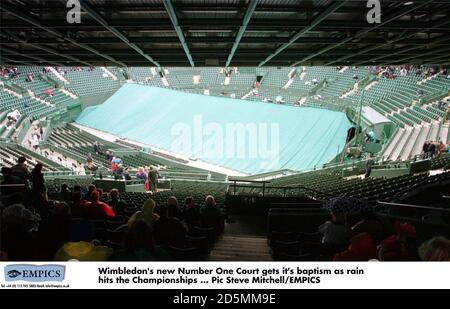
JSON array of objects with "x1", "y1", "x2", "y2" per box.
[
  {"x1": 11, "y1": 156, "x2": 31, "y2": 185},
  {"x1": 167, "y1": 196, "x2": 183, "y2": 220},
  {"x1": 1, "y1": 167, "x2": 25, "y2": 196},
  {"x1": 30, "y1": 163, "x2": 45, "y2": 195},
  {"x1": 318, "y1": 210, "x2": 351, "y2": 248},
  {"x1": 128, "y1": 198, "x2": 160, "y2": 227},
  {"x1": 107, "y1": 189, "x2": 128, "y2": 216},
  {"x1": 200, "y1": 195, "x2": 224, "y2": 235},
  {"x1": 37, "y1": 202, "x2": 71, "y2": 260},
  {"x1": 105, "y1": 150, "x2": 113, "y2": 162},
  {"x1": 83, "y1": 190, "x2": 115, "y2": 219},
  {"x1": 84, "y1": 184, "x2": 96, "y2": 201},
  {"x1": 183, "y1": 196, "x2": 201, "y2": 230},
  {"x1": 153, "y1": 201, "x2": 186, "y2": 248},
  {"x1": 93, "y1": 141, "x2": 103, "y2": 155},
  {"x1": 59, "y1": 183, "x2": 72, "y2": 203},
  {"x1": 333, "y1": 233, "x2": 378, "y2": 261},
  {"x1": 351, "y1": 211, "x2": 385, "y2": 245},
  {"x1": 418, "y1": 236, "x2": 450, "y2": 261},
  {"x1": 378, "y1": 222, "x2": 419, "y2": 261},
  {"x1": 110, "y1": 220, "x2": 170, "y2": 261},
  {"x1": 70, "y1": 191, "x2": 85, "y2": 218},
  {"x1": 2, "y1": 203, "x2": 41, "y2": 260}
]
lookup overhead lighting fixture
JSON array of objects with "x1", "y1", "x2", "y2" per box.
[{"x1": 404, "y1": 1, "x2": 414, "y2": 5}]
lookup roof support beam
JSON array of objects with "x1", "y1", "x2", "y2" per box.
[
  {"x1": 382, "y1": 44, "x2": 450, "y2": 65},
  {"x1": 0, "y1": 2, "x2": 125, "y2": 66},
  {"x1": 225, "y1": 0, "x2": 258, "y2": 67},
  {"x1": 1, "y1": 30, "x2": 91, "y2": 66},
  {"x1": 0, "y1": 57, "x2": 34, "y2": 66},
  {"x1": 326, "y1": 16, "x2": 450, "y2": 66},
  {"x1": 291, "y1": 0, "x2": 435, "y2": 67},
  {"x1": 355, "y1": 35, "x2": 450, "y2": 66},
  {"x1": 163, "y1": 0, "x2": 194, "y2": 67},
  {"x1": 79, "y1": 0, "x2": 160, "y2": 68},
  {"x1": 1, "y1": 46, "x2": 64, "y2": 66},
  {"x1": 258, "y1": 0, "x2": 348, "y2": 67}
]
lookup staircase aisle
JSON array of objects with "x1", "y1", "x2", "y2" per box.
[{"x1": 208, "y1": 235, "x2": 273, "y2": 261}]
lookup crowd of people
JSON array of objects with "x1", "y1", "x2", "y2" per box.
[
  {"x1": 1, "y1": 155, "x2": 449, "y2": 262},
  {"x1": 275, "y1": 197, "x2": 450, "y2": 261},
  {"x1": 0, "y1": 156, "x2": 225, "y2": 261},
  {"x1": 422, "y1": 140, "x2": 448, "y2": 159}
]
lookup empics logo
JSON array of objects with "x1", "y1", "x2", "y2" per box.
[{"x1": 4, "y1": 265, "x2": 66, "y2": 282}]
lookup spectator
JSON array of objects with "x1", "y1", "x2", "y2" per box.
[
  {"x1": 84, "y1": 184, "x2": 96, "y2": 201},
  {"x1": 11, "y1": 156, "x2": 31, "y2": 185},
  {"x1": 37, "y1": 202, "x2": 72, "y2": 259},
  {"x1": 128, "y1": 198, "x2": 160, "y2": 227},
  {"x1": 183, "y1": 196, "x2": 201, "y2": 230},
  {"x1": 378, "y1": 222, "x2": 419, "y2": 261},
  {"x1": 123, "y1": 167, "x2": 132, "y2": 181},
  {"x1": 59, "y1": 183, "x2": 72, "y2": 203},
  {"x1": 436, "y1": 141, "x2": 446, "y2": 159},
  {"x1": 105, "y1": 150, "x2": 113, "y2": 162},
  {"x1": 365, "y1": 153, "x2": 374, "y2": 178},
  {"x1": 108, "y1": 189, "x2": 128, "y2": 216},
  {"x1": 111, "y1": 220, "x2": 170, "y2": 261},
  {"x1": 167, "y1": 196, "x2": 183, "y2": 220},
  {"x1": 428, "y1": 141, "x2": 436, "y2": 159},
  {"x1": 93, "y1": 141, "x2": 103, "y2": 154},
  {"x1": 153, "y1": 201, "x2": 186, "y2": 248},
  {"x1": 422, "y1": 140, "x2": 430, "y2": 158},
  {"x1": 1, "y1": 167, "x2": 25, "y2": 196},
  {"x1": 333, "y1": 233, "x2": 378, "y2": 261},
  {"x1": 30, "y1": 163, "x2": 45, "y2": 194},
  {"x1": 351, "y1": 211, "x2": 384, "y2": 245},
  {"x1": 136, "y1": 167, "x2": 146, "y2": 180},
  {"x1": 147, "y1": 166, "x2": 159, "y2": 192},
  {"x1": 418, "y1": 237, "x2": 450, "y2": 261},
  {"x1": 84, "y1": 190, "x2": 115, "y2": 219},
  {"x1": 318, "y1": 210, "x2": 351, "y2": 248},
  {"x1": 2, "y1": 203, "x2": 41, "y2": 260},
  {"x1": 70, "y1": 191, "x2": 85, "y2": 218},
  {"x1": 200, "y1": 195, "x2": 224, "y2": 235}
]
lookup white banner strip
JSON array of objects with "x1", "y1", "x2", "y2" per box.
[{"x1": 1, "y1": 262, "x2": 449, "y2": 289}]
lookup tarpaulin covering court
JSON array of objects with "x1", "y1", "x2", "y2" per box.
[{"x1": 76, "y1": 84, "x2": 351, "y2": 174}]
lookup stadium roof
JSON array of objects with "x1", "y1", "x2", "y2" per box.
[{"x1": 1, "y1": 0, "x2": 450, "y2": 67}]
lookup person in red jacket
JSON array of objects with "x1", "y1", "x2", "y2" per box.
[
  {"x1": 333, "y1": 233, "x2": 378, "y2": 261},
  {"x1": 84, "y1": 190, "x2": 115, "y2": 219}
]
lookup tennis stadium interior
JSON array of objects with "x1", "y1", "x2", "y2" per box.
[{"x1": 1, "y1": 0, "x2": 450, "y2": 262}]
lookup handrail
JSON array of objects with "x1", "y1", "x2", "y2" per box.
[
  {"x1": 228, "y1": 181, "x2": 332, "y2": 198},
  {"x1": 377, "y1": 201, "x2": 450, "y2": 212}
]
